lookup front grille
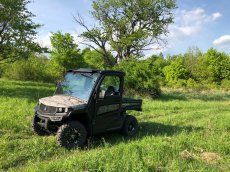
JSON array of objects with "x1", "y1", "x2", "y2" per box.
[{"x1": 39, "y1": 103, "x2": 57, "y2": 114}]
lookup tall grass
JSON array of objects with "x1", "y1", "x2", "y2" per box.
[{"x1": 0, "y1": 79, "x2": 230, "y2": 171}]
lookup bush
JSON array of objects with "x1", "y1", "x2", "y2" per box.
[
  {"x1": 186, "y1": 78, "x2": 201, "y2": 90},
  {"x1": 2, "y1": 55, "x2": 61, "y2": 83},
  {"x1": 204, "y1": 48, "x2": 230, "y2": 84},
  {"x1": 221, "y1": 79, "x2": 230, "y2": 91},
  {"x1": 174, "y1": 79, "x2": 187, "y2": 88},
  {"x1": 114, "y1": 58, "x2": 161, "y2": 97},
  {"x1": 163, "y1": 57, "x2": 189, "y2": 86}
]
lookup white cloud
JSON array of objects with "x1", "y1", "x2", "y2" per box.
[
  {"x1": 72, "y1": 34, "x2": 84, "y2": 45},
  {"x1": 169, "y1": 8, "x2": 222, "y2": 40},
  {"x1": 156, "y1": 8, "x2": 223, "y2": 54},
  {"x1": 213, "y1": 35, "x2": 230, "y2": 46},
  {"x1": 181, "y1": 8, "x2": 207, "y2": 25},
  {"x1": 212, "y1": 12, "x2": 222, "y2": 21},
  {"x1": 36, "y1": 32, "x2": 52, "y2": 50},
  {"x1": 151, "y1": 45, "x2": 168, "y2": 54}
]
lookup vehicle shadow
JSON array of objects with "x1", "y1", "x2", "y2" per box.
[
  {"x1": 138, "y1": 122, "x2": 203, "y2": 136},
  {"x1": 87, "y1": 121, "x2": 203, "y2": 149}
]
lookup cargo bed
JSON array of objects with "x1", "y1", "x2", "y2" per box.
[{"x1": 122, "y1": 98, "x2": 142, "y2": 111}]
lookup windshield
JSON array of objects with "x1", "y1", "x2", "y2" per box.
[{"x1": 55, "y1": 72, "x2": 99, "y2": 102}]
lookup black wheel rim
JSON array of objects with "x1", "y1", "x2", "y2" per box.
[
  {"x1": 65, "y1": 128, "x2": 81, "y2": 145},
  {"x1": 128, "y1": 122, "x2": 135, "y2": 133}
]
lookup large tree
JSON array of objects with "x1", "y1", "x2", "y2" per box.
[
  {"x1": 75, "y1": 0, "x2": 176, "y2": 63},
  {"x1": 0, "y1": 0, "x2": 44, "y2": 64},
  {"x1": 50, "y1": 31, "x2": 85, "y2": 71},
  {"x1": 82, "y1": 48, "x2": 115, "y2": 69}
]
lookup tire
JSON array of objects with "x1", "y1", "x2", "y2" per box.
[
  {"x1": 32, "y1": 115, "x2": 49, "y2": 136},
  {"x1": 121, "y1": 115, "x2": 138, "y2": 136},
  {"x1": 57, "y1": 121, "x2": 87, "y2": 149}
]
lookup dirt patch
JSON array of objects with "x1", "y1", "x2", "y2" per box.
[
  {"x1": 180, "y1": 149, "x2": 221, "y2": 164},
  {"x1": 200, "y1": 152, "x2": 221, "y2": 163}
]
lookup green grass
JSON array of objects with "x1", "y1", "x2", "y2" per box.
[{"x1": 0, "y1": 79, "x2": 230, "y2": 172}]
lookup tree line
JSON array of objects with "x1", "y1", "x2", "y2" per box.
[{"x1": 1, "y1": 31, "x2": 230, "y2": 95}]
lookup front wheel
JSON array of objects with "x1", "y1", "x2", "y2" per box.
[
  {"x1": 121, "y1": 115, "x2": 138, "y2": 136},
  {"x1": 57, "y1": 121, "x2": 87, "y2": 149}
]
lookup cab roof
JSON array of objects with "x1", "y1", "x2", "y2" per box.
[{"x1": 68, "y1": 68, "x2": 125, "y2": 76}]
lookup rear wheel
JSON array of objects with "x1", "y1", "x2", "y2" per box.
[
  {"x1": 121, "y1": 115, "x2": 138, "y2": 136},
  {"x1": 32, "y1": 115, "x2": 49, "y2": 136},
  {"x1": 57, "y1": 121, "x2": 87, "y2": 149}
]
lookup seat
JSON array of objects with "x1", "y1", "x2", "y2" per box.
[{"x1": 104, "y1": 86, "x2": 115, "y2": 97}]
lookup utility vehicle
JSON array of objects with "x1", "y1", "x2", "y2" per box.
[{"x1": 32, "y1": 68, "x2": 142, "y2": 149}]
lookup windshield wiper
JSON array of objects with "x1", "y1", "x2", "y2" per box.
[{"x1": 80, "y1": 73, "x2": 93, "y2": 79}]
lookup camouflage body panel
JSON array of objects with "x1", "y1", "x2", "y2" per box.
[
  {"x1": 37, "y1": 95, "x2": 87, "y2": 122},
  {"x1": 39, "y1": 95, "x2": 86, "y2": 108}
]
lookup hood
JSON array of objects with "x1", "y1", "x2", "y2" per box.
[{"x1": 39, "y1": 95, "x2": 86, "y2": 108}]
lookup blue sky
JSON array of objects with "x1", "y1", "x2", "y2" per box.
[{"x1": 28, "y1": 0, "x2": 230, "y2": 56}]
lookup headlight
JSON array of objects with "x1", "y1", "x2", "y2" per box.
[{"x1": 57, "y1": 107, "x2": 66, "y2": 113}]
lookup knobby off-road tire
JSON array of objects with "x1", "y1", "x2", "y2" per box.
[
  {"x1": 121, "y1": 115, "x2": 139, "y2": 136},
  {"x1": 57, "y1": 121, "x2": 87, "y2": 149},
  {"x1": 32, "y1": 115, "x2": 49, "y2": 136}
]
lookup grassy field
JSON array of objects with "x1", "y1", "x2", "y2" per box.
[{"x1": 0, "y1": 79, "x2": 230, "y2": 172}]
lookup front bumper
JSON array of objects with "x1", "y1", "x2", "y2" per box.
[
  {"x1": 35, "y1": 105, "x2": 70, "y2": 122},
  {"x1": 36, "y1": 110, "x2": 67, "y2": 122},
  {"x1": 35, "y1": 111, "x2": 69, "y2": 131}
]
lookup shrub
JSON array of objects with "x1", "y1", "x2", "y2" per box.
[
  {"x1": 2, "y1": 55, "x2": 61, "y2": 83},
  {"x1": 186, "y1": 78, "x2": 200, "y2": 90},
  {"x1": 174, "y1": 79, "x2": 187, "y2": 88},
  {"x1": 221, "y1": 79, "x2": 230, "y2": 91},
  {"x1": 163, "y1": 57, "x2": 189, "y2": 86},
  {"x1": 204, "y1": 48, "x2": 230, "y2": 84},
  {"x1": 114, "y1": 58, "x2": 161, "y2": 97}
]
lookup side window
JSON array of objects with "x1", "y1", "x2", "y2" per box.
[{"x1": 99, "y1": 75, "x2": 120, "y2": 98}]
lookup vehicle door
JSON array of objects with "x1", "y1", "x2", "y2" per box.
[{"x1": 93, "y1": 74, "x2": 123, "y2": 133}]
